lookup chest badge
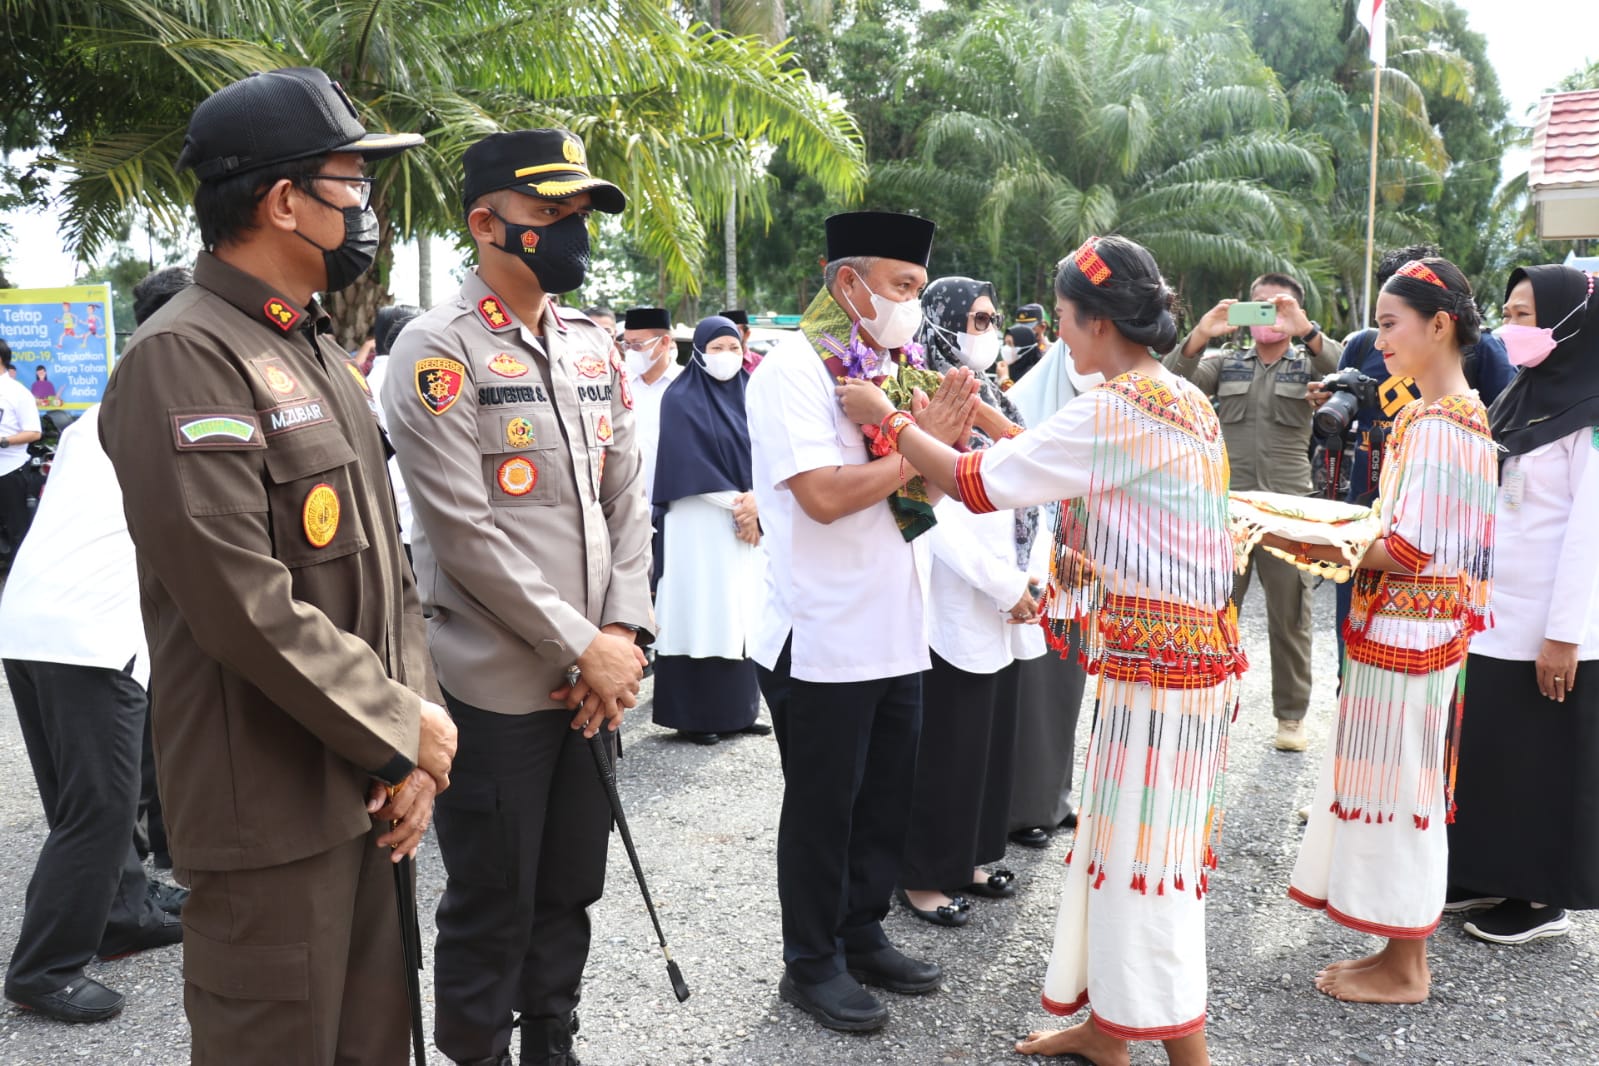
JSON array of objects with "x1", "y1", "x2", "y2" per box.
[
  {"x1": 488, "y1": 352, "x2": 530, "y2": 378},
  {"x1": 575, "y1": 354, "x2": 607, "y2": 379},
  {"x1": 263, "y1": 297, "x2": 301, "y2": 332},
  {"x1": 302, "y1": 483, "x2": 341, "y2": 548},
  {"x1": 497, "y1": 456, "x2": 538, "y2": 496},
  {"x1": 263, "y1": 365, "x2": 298, "y2": 397},
  {"x1": 477, "y1": 296, "x2": 512, "y2": 330},
  {"x1": 506, "y1": 416, "x2": 536, "y2": 448},
  {"x1": 595, "y1": 414, "x2": 613, "y2": 444},
  {"x1": 415, "y1": 357, "x2": 467, "y2": 416}
]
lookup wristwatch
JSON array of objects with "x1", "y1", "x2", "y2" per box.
[{"x1": 1298, "y1": 321, "x2": 1322, "y2": 345}]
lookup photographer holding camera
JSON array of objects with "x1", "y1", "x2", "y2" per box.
[
  {"x1": 1307, "y1": 245, "x2": 1514, "y2": 665},
  {"x1": 1164, "y1": 273, "x2": 1340, "y2": 752}
]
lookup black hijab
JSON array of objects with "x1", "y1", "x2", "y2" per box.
[
  {"x1": 1489, "y1": 264, "x2": 1599, "y2": 460},
  {"x1": 916, "y1": 277, "x2": 1039, "y2": 569},
  {"x1": 652, "y1": 316, "x2": 752, "y2": 504}
]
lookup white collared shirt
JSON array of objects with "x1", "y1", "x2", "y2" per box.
[
  {"x1": 0, "y1": 405, "x2": 149, "y2": 685},
  {"x1": 632, "y1": 361, "x2": 679, "y2": 504},
  {"x1": 745, "y1": 332, "x2": 930, "y2": 683},
  {"x1": 0, "y1": 373, "x2": 42, "y2": 478}
]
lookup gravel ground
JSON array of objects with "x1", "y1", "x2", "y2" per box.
[{"x1": 0, "y1": 579, "x2": 1594, "y2": 1065}]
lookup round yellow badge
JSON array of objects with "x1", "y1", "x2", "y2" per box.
[
  {"x1": 497, "y1": 457, "x2": 538, "y2": 497},
  {"x1": 303, "y1": 482, "x2": 341, "y2": 547}
]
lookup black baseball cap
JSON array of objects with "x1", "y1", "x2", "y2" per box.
[
  {"x1": 462, "y1": 130, "x2": 626, "y2": 214},
  {"x1": 177, "y1": 68, "x2": 423, "y2": 182}
]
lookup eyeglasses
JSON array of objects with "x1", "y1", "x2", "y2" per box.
[
  {"x1": 619, "y1": 336, "x2": 665, "y2": 353},
  {"x1": 967, "y1": 311, "x2": 1001, "y2": 331},
  {"x1": 307, "y1": 174, "x2": 374, "y2": 210}
]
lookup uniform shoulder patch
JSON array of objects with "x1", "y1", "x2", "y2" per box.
[
  {"x1": 263, "y1": 297, "x2": 301, "y2": 332},
  {"x1": 171, "y1": 413, "x2": 266, "y2": 451},
  {"x1": 416, "y1": 357, "x2": 467, "y2": 415}
]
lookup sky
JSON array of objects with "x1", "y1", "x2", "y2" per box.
[{"x1": 1, "y1": 0, "x2": 1593, "y2": 300}]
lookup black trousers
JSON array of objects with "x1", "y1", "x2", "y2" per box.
[
  {"x1": 432, "y1": 695, "x2": 613, "y2": 1063},
  {"x1": 757, "y1": 639, "x2": 922, "y2": 984},
  {"x1": 0, "y1": 464, "x2": 33, "y2": 554},
  {"x1": 901, "y1": 651, "x2": 998, "y2": 889},
  {"x1": 135, "y1": 706, "x2": 169, "y2": 863},
  {"x1": 3, "y1": 658, "x2": 162, "y2": 996}
]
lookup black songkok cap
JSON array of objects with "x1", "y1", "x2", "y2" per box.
[
  {"x1": 824, "y1": 211, "x2": 936, "y2": 268},
  {"x1": 718, "y1": 309, "x2": 750, "y2": 326},
  {"x1": 624, "y1": 307, "x2": 671, "y2": 331},
  {"x1": 177, "y1": 67, "x2": 423, "y2": 182},
  {"x1": 462, "y1": 129, "x2": 626, "y2": 214}
]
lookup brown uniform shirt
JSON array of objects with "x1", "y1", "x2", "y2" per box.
[
  {"x1": 381, "y1": 273, "x2": 654, "y2": 713},
  {"x1": 1163, "y1": 336, "x2": 1342, "y2": 496},
  {"x1": 98, "y1": 252, "x2": 430, "y2": 872}
]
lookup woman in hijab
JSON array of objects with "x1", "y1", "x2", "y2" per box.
[
  {"x1": 1447, "y1": 264, "x2": 1599, "y2": 944},
  {"x1": 897, "y1": 277, "x2": 1044, "y2": 926},
  {"x1": 651, "y1": 316, "x2": 770, "y2": 744}
]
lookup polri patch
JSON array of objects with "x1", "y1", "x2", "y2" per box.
[
  {"x1": 497, "y1": 456, "x2": 538, "y2": 496},
  {"x1": 488, "y1": 352, "x2": 530, "y2": 378},
  {"x1": 477, "y1": 296, "x2": 512, "y2": 331},
  {"x1": 172, "y1": 413, "x2": 265, "y2": 451},
  {"x1": 416, "y1": 357, "x2": 467, "y2": 416},
  {"x1": 263, "y1": 297, "x2": 301, "y2": 332},
  {"x1": 595, "y1": 413, "x2": 613, "y2": 444},
  {"x1": 302, "y1": 482, "x2": 341, "y2": 547},
  {"x1": 575, "y1": 354, "x2": 607, "y2": 379},
  {"x1": 505, "y1": 416, "x2": 536, "y2": 449}
]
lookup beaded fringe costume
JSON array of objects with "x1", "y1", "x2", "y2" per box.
[
  {"x1": 1291, "y1": 395, "x2": 1496, "y2": 937},
  {"x1": 956, "y1": 369, "x2": 1246, "y2": 1038}
]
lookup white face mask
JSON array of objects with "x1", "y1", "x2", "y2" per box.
[
  {"x1": 1000, "y1": 343, "x2": 1019, "y2": 364},
  {"x1": 623, "y1": 337, "x2": 663, "y2": 380},
  {"x1": 697, "y1": 347, "x2": 744, "y2": 381},
  {"x1": 842, "y1": 272, "x2": 923, "y2": 349},
  {"x1": 954, "y1": 330, "x2": 1001, "y2": 372}
]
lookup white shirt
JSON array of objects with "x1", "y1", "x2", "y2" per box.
[
  {"x1": 1472, "y1": 426, "x2": 1599, "y2": 660},
  {"x1": 632, "y1": 362, "x2": 679, "y2": 504},
  {"x1": 366, "y1": 354, "x2": 412, "y2": 543},
  {"x1": 0, "y1": 405, "x2": 148, "y2": 686},
  {"x1": 745, "y1": 332, "x2": 930, "y2": 683},
  {"x1": 926, "y1": 497, "x2": 1031, "y2": 674},
  {"x1": 0, "y1": 373, "x2": 43, "y2": 477}
]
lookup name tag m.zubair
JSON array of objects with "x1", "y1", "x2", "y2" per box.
[{"x1": 263, "y1": 399, "x2": 334, "y2": 436}]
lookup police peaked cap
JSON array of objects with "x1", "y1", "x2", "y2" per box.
[
  {"x1": 824, "y1": 211, "x2": 936, "y2": 268},
  {"x1": 462, "y1": 130, "x2": 626, "y2": 214},
  {"x1": 624, "y1": 307, "x2": 671, "y2": 331}
]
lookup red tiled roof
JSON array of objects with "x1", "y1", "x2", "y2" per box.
[{"x1": 1531, "y1": 89, "x2": 1599, "y2": 189}]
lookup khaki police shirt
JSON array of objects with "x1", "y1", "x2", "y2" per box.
[
  {"x1": 1163, "y1": 335, "x2": 1342, "y2": 496},
  {"x1": 98, "y1": 252, "x2": 431, "y2": 872},
  {"x1": 381, "y1": 273, "x2": 654, "y2": 714}
]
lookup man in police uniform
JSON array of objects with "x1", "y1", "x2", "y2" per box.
[
  {"x1": 1163, "y1": 272, "x2": 1342, "y2": 752},
  {"x1": 381, "y1": 130, "x2": 653, "y2": 1066},
  {"x1": 97, "y1": 68, "x2": 457, "y2": 1063}
]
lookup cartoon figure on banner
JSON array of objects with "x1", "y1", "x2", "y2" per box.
[{"x1": 31, "y1": 365, "x2": 60, "y2": 408}]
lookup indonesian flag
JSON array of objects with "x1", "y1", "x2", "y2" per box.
[{"x1": 1356, "y1": 0, "x2": 1386, "y2": 67}]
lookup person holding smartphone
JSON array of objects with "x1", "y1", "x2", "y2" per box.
[{"x1": 1163, "y1": 273, "x2": 1342, "y2": 753}]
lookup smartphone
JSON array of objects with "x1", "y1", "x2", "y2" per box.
[{"x1": 1227, "y1": 301, "x2": 1278, "y2": 327}]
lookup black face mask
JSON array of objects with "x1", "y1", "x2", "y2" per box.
[
  {"x1": 295, "y1": 197, "x2": 378, "y2": 293},
  {"x1": 490, "y1": 208, "x2": 590, "y2": 294}
]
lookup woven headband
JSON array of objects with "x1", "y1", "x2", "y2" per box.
[
  {"x1": 1395, "y1": 260, "x2": 1446, "y2": 289},
  {"x1": 1072, "y1": 237, "x2": 1113, "y2": 286}
]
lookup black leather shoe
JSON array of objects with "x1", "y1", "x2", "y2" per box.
[
  {"x1": 778, "y1": 971, "x2": 888, "y2": 1032},
  {"x1": 679, "y1": 730, "x2": 721, "y2": 746},
  {"x1": 740, "y1": 721, "x2": 773, "y2": 736},
  {"x1": 962, "y1": 868, "x2": 1017, "y2": 899},
  {"x1": 1009, "y1": 826, "x2": 1051, "y2": 849},
  {"x1": 846, "y1": 944, "x2": 942, "y2": 994},
  {"x1": 148, "y1": 880, "x2": 189, "y2": 915},
  {"x1": 7, "y1": 976, "x2": 125, "y2": 1023},
  {"x1": 98, "y1": 910, "x2": 183, "y2": 960},
  {"x1": 896, "y1": 887, "x2": 970, "y2": 927},
  {"x1": 1058, "y1": 805, "x2": 1078, "y2": 830},
  {"x1": 521, "y1": 1012, "x2": 581, "y2": 1065}
]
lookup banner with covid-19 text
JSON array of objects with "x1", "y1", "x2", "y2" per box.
[{"x1": 0, "y1": 283, "x2": 116, "y2": 410}]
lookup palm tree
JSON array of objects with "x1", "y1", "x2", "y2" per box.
[{"x1": 3, "y1": 0, "x2": 865, "y2": 342}]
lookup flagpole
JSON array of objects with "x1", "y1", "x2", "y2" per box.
[{"x1": 1361, "y1": 63, "x2": 1382, "y2": 327}]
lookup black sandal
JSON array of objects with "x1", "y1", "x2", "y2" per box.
[
  {"x1": 896, "y1": 888, "x2": 970, "y2": 927},
  {"x1": 962, "y1": 868, "x2": 1018, "y2": 899}
]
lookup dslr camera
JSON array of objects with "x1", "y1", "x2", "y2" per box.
[{"x1": 1313, "y1": 368, "x2": 1380, "y2": 440}]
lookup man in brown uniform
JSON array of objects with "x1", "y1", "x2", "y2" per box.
[
  {"x1": 97, "y1": 67, "x2": 458, "y2": 1064},
  {"x1": 382, "y1": 130, "x2": 653, "y2": 1066}
]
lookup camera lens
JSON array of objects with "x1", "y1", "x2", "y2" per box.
[{"x1": 1314, "y1": 391, "x2": 1359, "y2": 438}]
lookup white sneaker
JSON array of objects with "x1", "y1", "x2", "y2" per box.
[{"x1": 1274, "y1": 719, "x2": 1307, "y2": 752}]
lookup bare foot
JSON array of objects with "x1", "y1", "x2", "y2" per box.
[
  {"x1": 1314, "y1": 952, "x2": 1429, "y2": 1003},
  {"x1": 1015, "y1": 1020, "x2": 1131, "y2": 1065},
  {"x1": 1316, "y1": 950, "x2": 1386, "y2": 976}
]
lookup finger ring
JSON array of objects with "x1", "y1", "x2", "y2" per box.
[{"x1": 1555, "y1": 676, "x2": 1565, "y2": 683}]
